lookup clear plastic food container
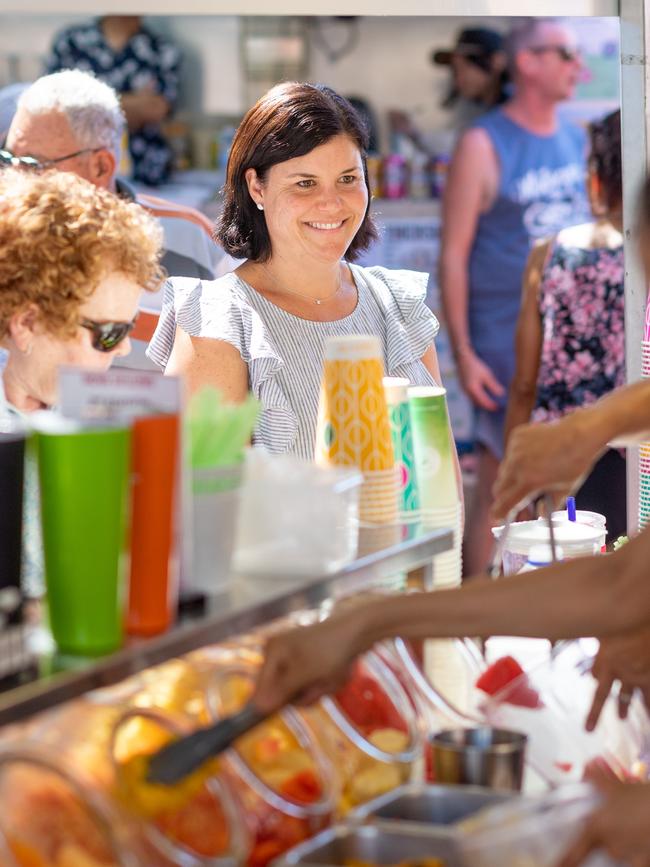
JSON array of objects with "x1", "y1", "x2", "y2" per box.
[
  {"x1": 26, "y1": 698, "x2": 127, "y2": 792},
  {"x1": 483, "y1": 641, "x2": 650, "y2": 786},
  {"x1": 457, "y1": 784, "x2": 619, "y2": 867},
  {"x1": 392, "y1": 637, "x2": 486, "y2": 735},
  {"x1": 128, "y1": 658, "x2": 211, "y2": 723},
  {"x1": 301, "y1": 651, "x2": 421, "y2": 814},
  {"x1": 0, "y1": 745, "x2": 135, "y2": 867},
  {"x1": 111, "y1": 706, "x2": 248, "y2": 866},
  {"x1": 206, "y1": 661, "x2": 335, "y2": 867}
]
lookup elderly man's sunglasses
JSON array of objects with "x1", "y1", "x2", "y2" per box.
[
  {"x1": 80, "y1": 317, "x2": 137, "y2": 353},
  {"x1": 0, "y1": 146, "x2": 103, "y2": 172},
  {"x1": 529, "y1": 44, "x2": 581, "y2": 63}
]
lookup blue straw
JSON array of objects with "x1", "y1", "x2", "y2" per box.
[{"x1": 567, "y1": 496, "x2": 577, "y2": 522}]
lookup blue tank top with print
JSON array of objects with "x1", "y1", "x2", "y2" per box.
[{"x1": 467, "y1": 109, "x2": 589, "y2": 392}]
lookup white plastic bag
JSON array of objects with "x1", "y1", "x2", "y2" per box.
[{"x1": 233, "y1": 447, "x2": 362, "y2": 575}]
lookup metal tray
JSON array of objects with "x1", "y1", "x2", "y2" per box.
[
  {"x1": 351, "y1": 783, "x2": 517, "y2": 826},
  {"x1": 273, "y1": 822, "x2": 462, "y2": 866}
]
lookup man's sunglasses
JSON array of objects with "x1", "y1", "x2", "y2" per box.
[
  {"x1": 529, "y1": 44, "x2": 581, "y2": 63},
  {"x1": 80, "y1": 317, "x2": 137, "y2": 353},
  {"x1": 0, "y1": 146, "x2": 103, "y2": 172}
]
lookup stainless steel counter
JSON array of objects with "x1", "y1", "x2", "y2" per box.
[{"x1": 0, "y1": 522, "x2": 452, "y2": 727}]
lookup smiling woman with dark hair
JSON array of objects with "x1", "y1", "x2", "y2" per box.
[{"x1": 149, "y1": 82, "x2": 453, "y2": 464}]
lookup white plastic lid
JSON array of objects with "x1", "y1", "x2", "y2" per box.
[
  {"x1": 551, "y1": 510, "x2": 607, "y2": 530},
  {"x1": 492, "y1": 519, "x2": 603, "y2": 556}
]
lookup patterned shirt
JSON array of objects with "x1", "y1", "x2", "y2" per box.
[
  {"x1": 533, "y1": 240, "x2": 625, "y2": 423},
  {"x1": 147, "y1": 266, "x2": 440, "y2": 460},
  {"x1": 46, "y1": 19, "x2": 181, "y2": 186}
]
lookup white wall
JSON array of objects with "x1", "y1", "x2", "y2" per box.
[
  {"x1": 0, "y1": 14, "x2": 243, "y2": 114},
  {"x1": 0, "y1": 14, "x2": 506, "y2": 128},
  {"x1": 0, "y1": 14, "x2": 619, "y2": 129},
  {"x1": 152, "y1": 16, "x2": 242, "y2": 115},
  {"x1": 308, "y1": 16, "x2": 507, "y2": 147},
  {"x1": 0, "y1": 14, "x2": 84, "y2": 83}
]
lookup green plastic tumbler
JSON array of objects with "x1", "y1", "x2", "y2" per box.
[
  {"x1": 34, "y1": 414, "x2": 131, "y2": 656},
  {"x1": 408, "y1": 386, "x2": 457, "y2": 511}
]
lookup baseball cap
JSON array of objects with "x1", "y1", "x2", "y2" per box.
[{"x1": 432, "y1": 28, "x2": 504, "y2": 67}]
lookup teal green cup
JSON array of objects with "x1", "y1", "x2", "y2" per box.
[
  {"x1": 384, "y1": 377, "x2": 419, "y2": 515},
  {"x1": 33, "y1": 414, "x2": 131, "y2": 656}
]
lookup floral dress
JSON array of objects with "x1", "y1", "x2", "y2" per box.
[{"x1": 533, "y1": 242, "x2": 625, "y2": 424}]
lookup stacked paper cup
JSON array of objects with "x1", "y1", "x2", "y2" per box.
[
  {"x1": 640, "y1": 308, "x2": 650, "y2": 529},
  {"x1": 641, "y1": 442, "x2": 650, "y2": 529},
  {"x1": 408, "y1": 386, "x2": 462, "y2": 588},
  {"x1": 315, "y1": 335, "x2": 399, "y2": 527},
  {"x1": 383, "y1": 377, "x2": 420, "y2": 519}
]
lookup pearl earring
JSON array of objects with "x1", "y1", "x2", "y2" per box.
[
  {"x1": 257, "y1": 202, "x2": 264, "y2": 211},
  {"x1": 24, "y1": 344, "x2": 33, "y2": 357}
]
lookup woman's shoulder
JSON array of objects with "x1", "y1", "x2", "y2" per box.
[
  {"x1": 162, "y1": 271, "x2": 273, "y2": 355},
  {"x1": 351, "y1": 264, "x2": 439, "y2": 373},
  {"x1": 554, "y1": 221, "x2": 623, "y2": 253},
  {"x1": 167, "y1": 271, "x2": 252, "y2": 307},
  {"x1": 351, "y1": 264, "x2": 430, "y2": 313}
]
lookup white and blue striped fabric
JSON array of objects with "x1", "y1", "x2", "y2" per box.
[{"x1": 147, "y1": 264, "x2": 440, "y2": 461}]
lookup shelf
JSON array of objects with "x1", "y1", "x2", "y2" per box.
[
  {"x1": 0, "y1": 522, "x2": 453, "y2": 727},
  {"x1": 0, "y1": 1, "x2": 619, "y2": 15}
]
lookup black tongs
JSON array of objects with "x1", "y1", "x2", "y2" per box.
[{"x1": 145, "y1": 703, "x2": 267, "y2": 785}]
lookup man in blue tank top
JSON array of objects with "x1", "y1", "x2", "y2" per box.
[{"x1": 440, "y1": 18, "x2": 590, "y2": 574}]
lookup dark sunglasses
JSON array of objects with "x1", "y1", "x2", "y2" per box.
[
  {"x1": 0, "y1": 146, "x2": 103, "y2": 172},
  {"x1": 529, "y1": 44, "x2": 581, "y2": 63},
  {"x1": 80, "y1": 317, "x2": 137, "y2": 353}
]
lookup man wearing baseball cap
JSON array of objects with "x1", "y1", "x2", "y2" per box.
[
  {"x1": 439, "y1": 18, "x2": 590, "y2": 575},
  {"x1": 388, "y1": 27, "x2": 509, "y2": 153},
  {"x1": 432, "y1": 27, "x2": 510, "y2": 109}
]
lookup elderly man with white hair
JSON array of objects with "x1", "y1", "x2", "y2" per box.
[{"x1": 2, "y1": 69, "x2": 236, "y2": 367}]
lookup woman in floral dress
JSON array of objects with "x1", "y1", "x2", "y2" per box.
[{"x1": 505, "y1": 110, "x2": 625, "y2": 539}]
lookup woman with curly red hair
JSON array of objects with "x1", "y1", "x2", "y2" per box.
[
  {"x1": 0, "y1": 168, "x2": 164, "y2": 594},
  {"x1": 0, "y1": 168, "x2": 164, "y2": 413}
]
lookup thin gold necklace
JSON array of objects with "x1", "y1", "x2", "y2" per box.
[{"x1": 264, "y1": 269, "x2": 344, "y2": 306}]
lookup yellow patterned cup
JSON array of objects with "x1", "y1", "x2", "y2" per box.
[{"x1": 316, "y1": 336, "x2": 398, "y2": 524}]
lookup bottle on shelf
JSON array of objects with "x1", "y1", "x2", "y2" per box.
[
  {"x1": 409, "y1": 150, "x2": 430, "y2": 200},
  {"x1": 382, "y1": 154, "x2": 408, "y2": 199},
  {"x1": 366, "y1": 154, "x2": 383, "y2": 199}
]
